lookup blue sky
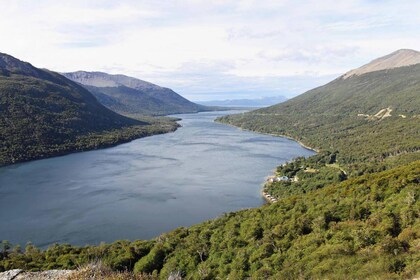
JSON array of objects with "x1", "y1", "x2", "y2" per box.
[{"x1": 1, "y1": 0, "x2": 419, "y2": 101}]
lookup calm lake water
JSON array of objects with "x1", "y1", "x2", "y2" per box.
[{"x1": 0, "y1": 111, "x2": 314, "y2": 247}]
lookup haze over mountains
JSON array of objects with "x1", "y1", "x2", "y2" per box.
[
  {"x1": 198, "y1": 96, "x2": 288, "y2": 107},
  {"x1": 63, "y1": 71, "x2": 210, "y2": 116}
]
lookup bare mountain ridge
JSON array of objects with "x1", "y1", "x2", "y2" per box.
[
  {"x1": 343, "y1": 49, "x2": 420, "y2": 79},
  {"x1": 63, "y1": 71, "x2": 161, "y2": 91}
]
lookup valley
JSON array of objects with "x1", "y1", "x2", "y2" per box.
[
  {"x1": 0, "y1": 111, "x2": 314, "y2": 247},
  {"x1": 0, "y1": 49, "x2": 419, "y2": 279},
  {"x1": 0, "y1": 54, "x2": 207, "y2": 166}
]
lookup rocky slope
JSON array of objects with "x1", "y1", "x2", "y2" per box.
[{"x1": 343, "y1": 49, "x2": 420, "y2": 78}]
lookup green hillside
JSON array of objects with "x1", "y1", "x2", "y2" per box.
[
  {"x1": 218, "y1": 63, "x2": 420, "y2": 172},
  {"x1": 1, "y1": 161, "x2": 418, "y2": 279},
  {"x1": 0, "y1": 53, "x2": 178, "y2": 166},
  {"x1": 1, "y1": 52, "x2": 419, "y2": 279},
  {"x1": 63, "y1": 71, "x2": 211, "y2": 116}
]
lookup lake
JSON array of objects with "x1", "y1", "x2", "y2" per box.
[{"x1": 0, "y1": 111, "x2": 314, "y2": 247}]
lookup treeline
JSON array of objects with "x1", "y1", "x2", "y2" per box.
[
  {"x1": 0, "y1": 54, "x2": 181, "y2": 167},
  {"x1": 0, "y1": 117, "x2": 179, "y2": 166},
  {"x1": 264, "y1": 151, "x2": 348, "y2": 199},
  {"x1": 217, "y1": 64, "x2": 420, "y2": 173}
]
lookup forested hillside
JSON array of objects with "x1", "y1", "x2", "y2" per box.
[
  {"x1": 1, "y1": 161, "x2": 418, "y2": 279},
  {"x1": 218, "y1": 63, "x2": 420, "y2": 174},
  {"x1": 0, "y1": 53, "x2": 179, "y2": 166},
  {"x1": 1, "y1": 51, "x2": 419, "y2": 279}
]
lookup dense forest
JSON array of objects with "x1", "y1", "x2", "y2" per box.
[
  {"x1": 1, "y1": 55, "x2": 419, "y2": 279},
  {"x1": 218, "y1": 64, "x2": 420, "y2": 174},
  {"x1": 1, "y1": 162, "x2": 418, "y2": 279},
  {"x1": 0, "y1": 53, "x2": 180, "y2": 166}
]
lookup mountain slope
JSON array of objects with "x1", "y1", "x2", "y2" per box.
[
  {"x1": 343, "y1": 49, "x2": 420, "y2": 78},
  {"x1": 0, "y1": 53, "x2": 177, "y2": 166},
  {"x1": 218, "y1": 52, "x2": 420, "y2": 170},
  {"x1": 63, "y1": 71, "x2": 210, "y2": 116}
]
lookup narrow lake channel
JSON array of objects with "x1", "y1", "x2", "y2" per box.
[{"x1": 0, "y1": 111, "x2": 314, "y2": 247}]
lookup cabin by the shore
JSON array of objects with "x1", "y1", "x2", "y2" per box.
[{"x1": 268, "y1": 176, "x2": 290, "y2": 182}]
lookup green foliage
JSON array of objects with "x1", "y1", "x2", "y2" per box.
[
  {"x1": 217, "y1": 64, "x2": 420, "y2": 172},
  {"x1": 0, "y1": 53, "x2": 179, "y2": 166},
  {"x1": 264, "y1": 151, "x2": 348, "y2": 199},
  {"x1": 1, "y1": 54, "x2": 419, "y2": 279},
  {"x1": 133, "y1": 246, "x2": 166, "y2": 274},
  {"x1": 1, "y1": 162, "x2": 418, "y2": 279}
]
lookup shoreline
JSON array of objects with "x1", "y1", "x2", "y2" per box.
[
  {"x1": 0, "y1": 123, "x2": 179, "y2": 168},
  {"x1": 215, "y1": 119, "x2": 319, "y2": 153},
  {"x1": 215, "y1": 119, "x2": 319, "y2": 204}
]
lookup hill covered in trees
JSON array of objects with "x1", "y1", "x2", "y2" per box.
[
  {"x1": 218, "y1": 50, "x2": 420, "y2": 173},
  {"x1": 0, "y1": 53, "x2": 179, "y2": 166},
  {"x1": 63, "y1": 71, "x2": 211, "y2": 116},
  {"x1": 1, "y1": 50, "x2": 419, "y2": 279}
]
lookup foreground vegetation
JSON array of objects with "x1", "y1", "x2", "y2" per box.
[{"x1": 1, "y1": 161, "x2": 419, "y2": 279}]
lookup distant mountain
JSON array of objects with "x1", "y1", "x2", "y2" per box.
[
  {"x1": 0, "y1": 53, "x2": 177, "y2": 166},
  {"x1": 63, "y1": 71, "x2": 210, "y2": 116},
  {"x1": 343, "y1": 49, "x2": 420, "y2": 78},
  {"x1": 198, "y1": 96, "x2": 288, "y2": 107}
]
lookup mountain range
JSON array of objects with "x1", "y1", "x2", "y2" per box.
[
  {"x1": 198, "y1": 96, "x2": 288, "y2": 107},
  {"x1": 0, "y1": 53, "x2": 178, "y2": 165},
  {"x1": 1, "y1": 49, "x2": 419, "y2": 279},
  {"x1": 63, "y1": 71, "x2": 210, "y2": 116}
]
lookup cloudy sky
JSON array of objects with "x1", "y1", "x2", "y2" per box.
[{"x1": 1, "y1": 0, "x2": 419, "y2": 101}]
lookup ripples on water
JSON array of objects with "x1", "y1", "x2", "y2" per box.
[{"x1": 0, "y1": 111, "x2": 314, "y2": 247}]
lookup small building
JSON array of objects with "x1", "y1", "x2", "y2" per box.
[{"x1": 273, "y1": 176, "x2": 289, "y2": 182}]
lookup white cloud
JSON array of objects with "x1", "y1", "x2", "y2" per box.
[{"x1": 0, "y1": 0, "x2": 419, "y2": 100}]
